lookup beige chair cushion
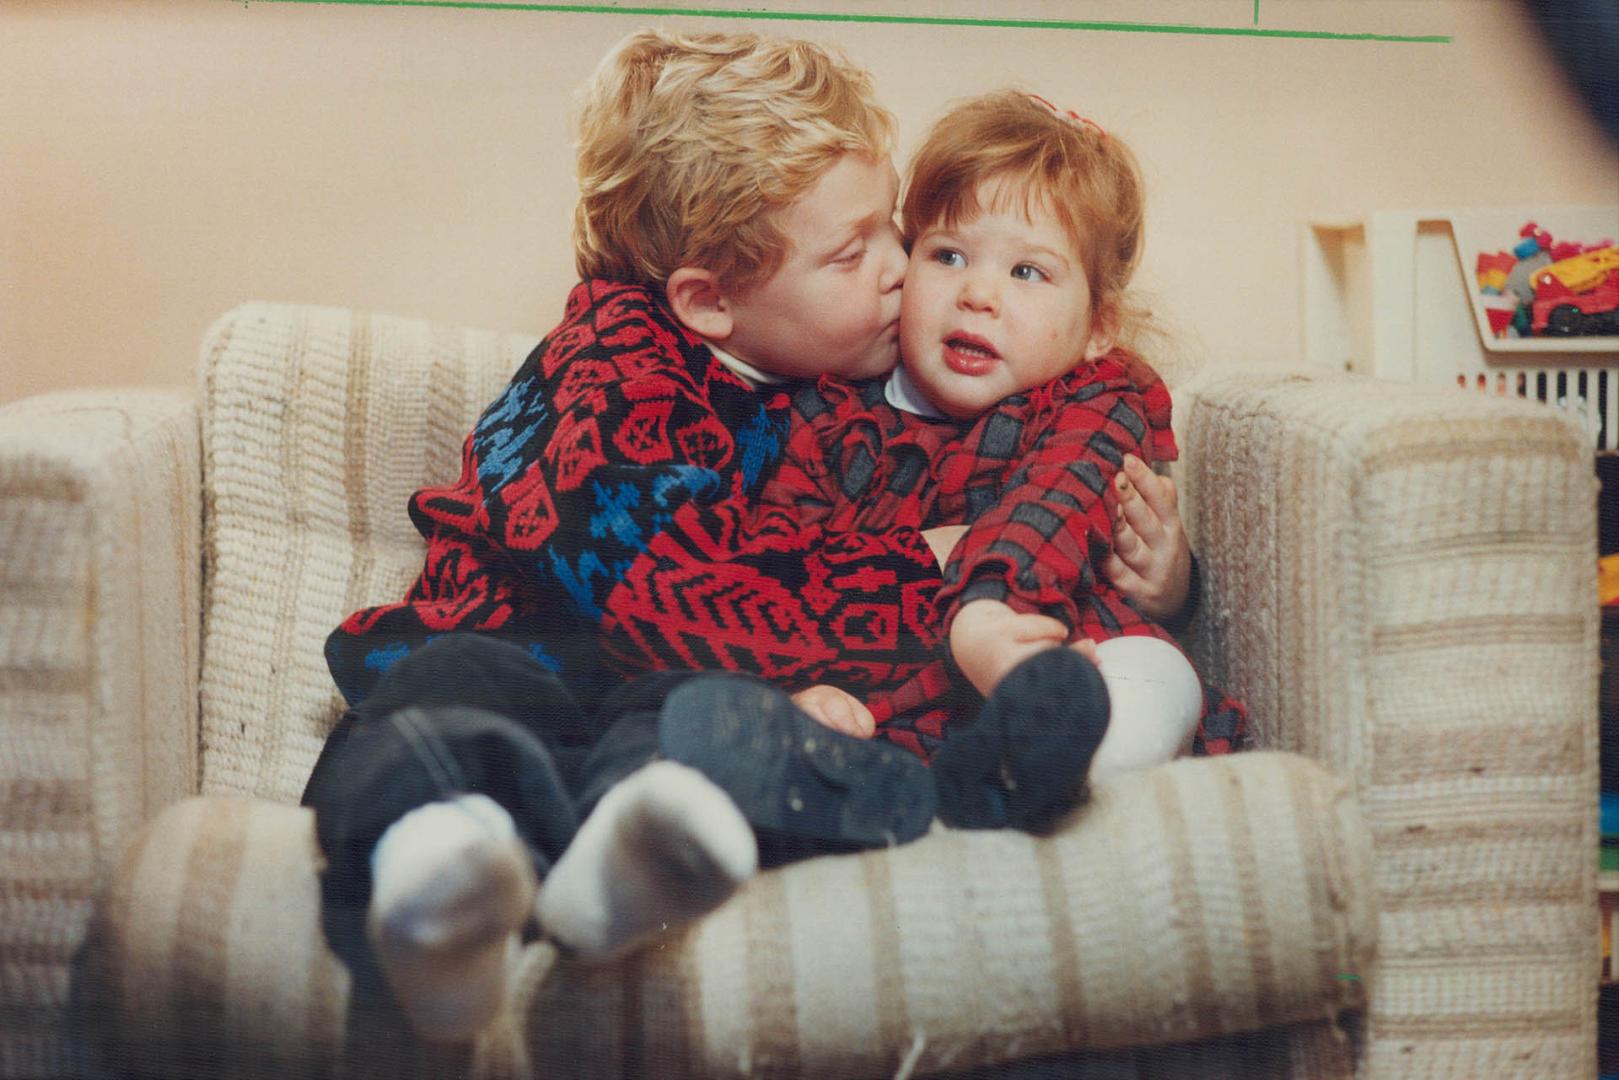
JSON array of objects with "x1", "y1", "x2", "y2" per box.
[
  {"x1": 84, "y1": 751, "x2": 1374, "y2": 1080},
  {"x1": 198, "y1": 303, "x2": 531, "y2": 802}
]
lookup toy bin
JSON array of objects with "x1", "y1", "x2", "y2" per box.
[{"x1": 1303, "y1": 206, "x2": 1619, "y2": 452}]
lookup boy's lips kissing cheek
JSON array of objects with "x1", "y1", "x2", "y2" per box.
[{"x1": 942, "y1": 332, "x2": 1001, "y2": 376}]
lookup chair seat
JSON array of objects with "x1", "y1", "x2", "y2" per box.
[{"x1": 82, "y1": 751, "x2": 1374, "y2": 1080}]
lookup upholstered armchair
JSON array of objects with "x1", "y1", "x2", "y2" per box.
[{"x1": 0, "y1": 302, "x2": 1597, "y2": 1078}]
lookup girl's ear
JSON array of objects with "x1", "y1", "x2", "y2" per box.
[
  {"x1": 666, "y1": 267, "x2": 735, "y2": 342},
  {"x1": 1083, "y1": 301, "x2": 1121, "y2": 361}
]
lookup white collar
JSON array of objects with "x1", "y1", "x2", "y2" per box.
[
  {"x1": 703, "y1": 342, "x2": 786, "y2": 387},
  {"x1": 884, "y1": 363, "x2": 948, "y2": 418}
]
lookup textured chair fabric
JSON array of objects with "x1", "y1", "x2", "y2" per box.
[
  {"x1": 85, "y1": 752, "x2": 1371, "y2": 1080},
  {"x1": 0, "y1": 302, "x2": 1600, "y2": 1079},
  {"x1": 0, "y1": 390, "x2": 201, "y2": 1078},
  {"x1": 1177, "y1": 370, "x2": 1600, "y2": 1078},
  {"x1": 196, "y1": 304, "x2": 529, "y2": 804}
]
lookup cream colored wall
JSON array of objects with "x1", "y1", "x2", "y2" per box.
[{"x1": 4, "y1": 0, "x2": 1616, "y2": 404}]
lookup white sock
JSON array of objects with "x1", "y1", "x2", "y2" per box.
[
  {"x1": 536, "y1": 761, "x2": 758, "y2": 962},
  {"x1": 367, "y1": 794, "x2": 537, "y2": 1041},
  {"x1": 1087, "y1": 636, "x2": 1205, "y2": 784}
]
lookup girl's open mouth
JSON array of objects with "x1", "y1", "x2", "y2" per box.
[{"x1": 942, "y1": 333, "x2": 1000, "y2": 376}]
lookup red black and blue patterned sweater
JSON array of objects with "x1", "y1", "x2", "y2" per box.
[
  {"x1": 326, "y1": 281, "x2": 946, "y2": 718},
  {"x1": 757, "y1": 351, "x2": 1249, "y2": 760}
]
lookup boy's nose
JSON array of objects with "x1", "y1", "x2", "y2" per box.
[{"x1": 879, "y1": 229, "x2": 906, "y2": 291}]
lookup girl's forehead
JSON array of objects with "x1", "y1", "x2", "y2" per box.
[
  {"x1": 975, "y1": 177, "x2": 1058, "y2": 224},
  {"x1": 951, "y1": 176, "x2": 1083, "y2": 250}
]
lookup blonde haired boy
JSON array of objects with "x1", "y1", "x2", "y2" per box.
[{"x1": 306, "y1": 28, "x2": 948, "y2": 1042}]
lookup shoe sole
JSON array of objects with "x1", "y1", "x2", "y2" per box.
[{"x1": 657, "y1": 678, "x2": 936, "y2": 848}]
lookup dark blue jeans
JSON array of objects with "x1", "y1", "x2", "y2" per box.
[
  {"x1": 301, "y1": 634, "x2": 704, "y2": 989},
  {"x1": 301, "y1": 633, "x2": 862, "y2": 990}
]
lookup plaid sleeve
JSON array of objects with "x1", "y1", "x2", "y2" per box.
[
  {"x1": 753, "y1": 398, "x2": 838, "y2": 529},
  {"x1": 753, "y1": 377, "x2": 941, "y2": 535},
  {"x1": 934, "y1": 359, "x2": 1166, "y2": 636}
]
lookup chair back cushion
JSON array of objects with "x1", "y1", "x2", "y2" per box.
[{"x1": 198, "y1": 303, "x2": 535, "y2": 800}]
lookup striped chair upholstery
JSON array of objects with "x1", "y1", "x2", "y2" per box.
[
  {"x1": 88, "y1": 752, "x2": 1371, "y2": 1080},
  {"x1": 1176, "y1": 369, "x2": 1601, "y2": 1077}
]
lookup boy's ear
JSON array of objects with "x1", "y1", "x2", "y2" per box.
[
  {"x1": 665, "y1": 267, "x2": 734, "y2": 342},
  {"x1": 1083, "y1": 303, "x2": 1120, "y2": 361}
]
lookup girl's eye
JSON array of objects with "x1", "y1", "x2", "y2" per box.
[
  {"x1": 835, "y1": 246, "x2": 866, "y2": 266},
  {"x1": 1011, "y1": 263, "x2": 1048, "y2": 283},
  {"x1": 932, "y1": 248, "x2": 965, "y2": 268}
]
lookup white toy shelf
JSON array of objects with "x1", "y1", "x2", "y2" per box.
[{"x1": 1303, "y1": 205, "x2": 1619, "y2": 452}]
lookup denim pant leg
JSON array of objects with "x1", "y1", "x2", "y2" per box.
[
  {"x1": 312, "y1": 632, "x2": 599, "y2": 765},
  {"x1": 304, "y1": 632, "x2": 593, "y2": 839},
  {"x1": 302, "y1": 633, "x2": 591, "y2": 990},
  {"x1": 566, "y1": 670, "x2": 708, "y2": 818}
]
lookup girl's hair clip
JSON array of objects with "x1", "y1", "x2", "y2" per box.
[{"x1": 1027, "y1": 93, "x2": 1107, "y2": 139}]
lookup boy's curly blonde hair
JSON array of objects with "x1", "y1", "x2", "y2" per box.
[
  {"x1": 573, "y1": 29, "x2": 895, "y2": 293},
  {"x1": 902, "y1": 90, "x2": 1149, "y2": 341}
]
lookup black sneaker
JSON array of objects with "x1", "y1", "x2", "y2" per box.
[
  {"x1": 657, "y1": 675, "x2": 937, "y2": 849},
  {"x1": 932, "y1": 648, "x2": 1110, "y2": 834}
]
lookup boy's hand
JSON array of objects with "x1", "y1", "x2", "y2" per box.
[
  {"x1": 921, "y1": 525, "x2": 969, "y2": 570},
  {"x1": 950, "y1": 599, "x2": 1069, "y2": 697},
  {"x1": 790, "y1": 684, "x2": 877, "y2": 739},
  {"x1": 1104, "y1": 455, "x2": 1192, "y2": 623}
]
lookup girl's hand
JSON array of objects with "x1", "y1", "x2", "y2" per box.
[
  {"x1": 1104, "y1": 455, "x2": 1192, "y2": 623},
  {"x1": 790, "y1": 684, "x2": 877, "y2": 739}
]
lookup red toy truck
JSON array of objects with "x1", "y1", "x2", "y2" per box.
[{"x1": 1531, "y1": 246, "x2": 1619, "y2": 336}]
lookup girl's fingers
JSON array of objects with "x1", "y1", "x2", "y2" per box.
[
  {"x1": 1104, "y1": 558, "x2": 1144, "y2": 596},
  {"x1": 793, "y1": 685, "x2": 877, "y2": 739},
  {"x1": 1117, "y1": 470, "x2": 1166, "y2": 545},
  {"x1": 1120, "y1": 489, "x2": 1164, "y2": 544},
  {"x1": 1125, "y1": 455, "x2": 1180, "y2": 525},
  {"x1": 828, "y1": 696, "x2": 854, "y2": 729},
  {"x1": 1113, "y1": 519, "x2": 1144, "y2": 562},
  {"x1": 849, "y1": 701, "x2": 877, "y2": 739}
]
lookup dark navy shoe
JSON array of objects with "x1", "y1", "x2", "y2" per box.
[
  {"x1": 932, "y1": 648, "x2": 1110, "y2": 834},
  {"x1": 657, "y1": 675, "x2": 937, "y2": 849}
]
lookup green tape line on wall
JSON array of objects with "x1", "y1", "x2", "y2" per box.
[{"x1": 230, "y1": 0, "x2": 1453, "y2": 44}]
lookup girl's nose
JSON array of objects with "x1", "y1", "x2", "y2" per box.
[{"x1": 958, "y1": 272, "x2": 998, "y2": 314}]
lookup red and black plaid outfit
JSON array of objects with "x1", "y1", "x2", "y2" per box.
[
  {"x1": 759, "y1": 350, "x2": 1249, "y2": 760},
  {"x1": 326, "y1": 281, "x2": 945, "y2": 715}
]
